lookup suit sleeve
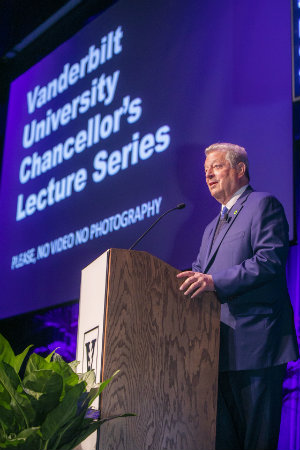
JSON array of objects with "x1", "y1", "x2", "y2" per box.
[
  {"x1": 192, "y1": 246, "x2": 203, "y2": 273},
  {"x1": 211, "y1": 196, "x2": 289, "y2": 299}
]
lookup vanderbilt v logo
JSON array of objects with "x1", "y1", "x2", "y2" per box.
[
  {"x1": 83, "y1": 327, "x2": 99, "y2": 375},
  {"x1": 85, "y1": 339, "x2": 97, "y2": 371}
]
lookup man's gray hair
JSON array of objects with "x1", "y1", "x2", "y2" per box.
[{"x1": 205, "y1": 142, "x2": 250, "y2": 180}]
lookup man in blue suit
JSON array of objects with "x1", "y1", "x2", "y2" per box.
[{"x1": 177, "y1": 143, "x2": 299, "y2": 450}]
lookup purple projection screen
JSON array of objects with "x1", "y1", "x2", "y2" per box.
[{"x1": 0, "y1": 0, "x2": 294, "y2": 318}]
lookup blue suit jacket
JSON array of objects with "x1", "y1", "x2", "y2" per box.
[{"x1": 192, "y1": 186, "x2": 299, "y2": 371}]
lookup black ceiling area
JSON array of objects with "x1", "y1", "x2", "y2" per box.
[
  {"x1": 0, "y1": 0, "x2": 117, "y2": 90},
  {"x1": 0, "y1": 0, "x2": 116, "y2": 161}
]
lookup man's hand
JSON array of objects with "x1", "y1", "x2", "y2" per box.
[{"x1": 176, "y1": 271, "x2": 215, "y2": 298}]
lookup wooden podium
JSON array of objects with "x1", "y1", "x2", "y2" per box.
[{"x1": 76, "y1": 248, "x2": 220, "y2": 450}]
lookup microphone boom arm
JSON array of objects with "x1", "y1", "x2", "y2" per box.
[{"x1": 129, "y1": 203, "x2": 185, "y2": 250}]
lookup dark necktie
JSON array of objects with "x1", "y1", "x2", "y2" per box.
[{"x1": 212, "y1": 206, "x2": 228, "y2": 244}]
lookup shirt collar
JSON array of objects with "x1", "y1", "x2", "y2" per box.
[{"x1": 222, "y1": 184, "x2": 249, "y2": 212}]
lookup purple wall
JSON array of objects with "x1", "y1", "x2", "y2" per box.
[{"x1": 278, "y1": 138, "x2": 300, "y2": 449}]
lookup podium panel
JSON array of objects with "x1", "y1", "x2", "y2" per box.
[{"x1": 77, "y1": 248, "x2": 220, "y2": 450}]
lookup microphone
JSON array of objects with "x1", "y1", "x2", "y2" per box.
[{"x1": 129, "y1": 203, "x2": 186, "y2": 250}]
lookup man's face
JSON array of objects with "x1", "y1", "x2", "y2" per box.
[{"x1": 204, "y1": 150, "x2": 243, "y2": 204}]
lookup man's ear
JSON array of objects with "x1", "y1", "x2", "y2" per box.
[{"x1": 236, "y1": 162, "x2": 246, "y2": 178}]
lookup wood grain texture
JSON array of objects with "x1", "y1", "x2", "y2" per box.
[{"x1": 98, "y1": 249, "x2": 220, "y2": 450}]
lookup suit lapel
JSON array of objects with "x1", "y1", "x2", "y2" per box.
[
  {"x1": 203, "y1": 186, "x2": 253, "y2": 273},
  {"x1": 203, "y1": 216, "x2": 219, "y2": 269}
]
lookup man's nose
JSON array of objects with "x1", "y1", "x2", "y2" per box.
[{"x1": 206, "y1": 169, "x2": 214, "y2": 179}]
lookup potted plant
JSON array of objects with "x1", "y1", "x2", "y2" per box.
[{"x1": 0, "y1": 333, "x2": 131, "y2": 449}]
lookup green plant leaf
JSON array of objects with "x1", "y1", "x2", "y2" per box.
[
  {"x1": 0, "y1": 386, "x2": 17, "y2": 436},
  {"x1": 25, "y1": 352, "x2": 78, "y2": 387},
  {"x1": 22, "y1": 370, "x2": 63, "y2": 422},
  {"x1": 98, "y1": 370, "x2": 120, "y2": 394},
  {"x1": 45, "y1": 348, "x2": 59, "y2": 363},
  {"x1": 52, "y1": 353, "x2": 63, "y2": 363},
  {"x1": 0, "y1": 408, "x2": 17, "y2": 438},
  {"x1": 50, "y1": 354, "x2": 79, "y2": 392},
  {"x1": 0, "y1": 363, "x2": 35, "y2": 429},
  {"x1": 77, "y1": 369, "x2": 120, "y2": 412},
  {"x1": 40, "y1": 381, "x2": 86, "y2": 441},
  {"x1": 57, "y1": 419, "x2": 100, "y2": 450},
  {"x1": 77, "y1": 370, "x2": 95, "y2": 391},
  {"x1": 58, "y1": 414, "x2": 135, "y2": 450},
  {"x1": 14, "y1": 346, "x2": 32, "y2": 375},
  {"x1": 0, "y1": 335, "x2": 15, "y2": 368},
  {"x1": 0, "y1": 427, "x2": 43, "y2": 449},
  {"x1": 24, "y1": 353, "x2": 52, "y2": 376},
  {"x1": 17, "y1": 427, "x2": 43, "y2": 450},
  {"x1": 0, "y1": 438, "x2": 24, "y2": 448},
  {"x1": 78, "y1": 386, "x2": 99, "y2": 411},
  {"x1": 68, "y1": 360, "x2": 80, "y2": 372},
  {"x1": 45, "y1": 410, "x2": 86, "y2": 450},
  {"x1": 0, "y1": 382, "x2": 22, "y2": 436},
  {"x1": 0, "y1": 334, "x2": 132, "y2": 449},
  {"x1": 0, "y1": 381, "x2": 11, "y2": 407},
  {"x1": 0, "y1": 335, "x2": 32, "y2": 375},
  {"x1": 76, "y1": 370, "x2": 119, "y2": 412},
  {"x1": 23, "y1": 370, "x2": 63, "y2": 401}
]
